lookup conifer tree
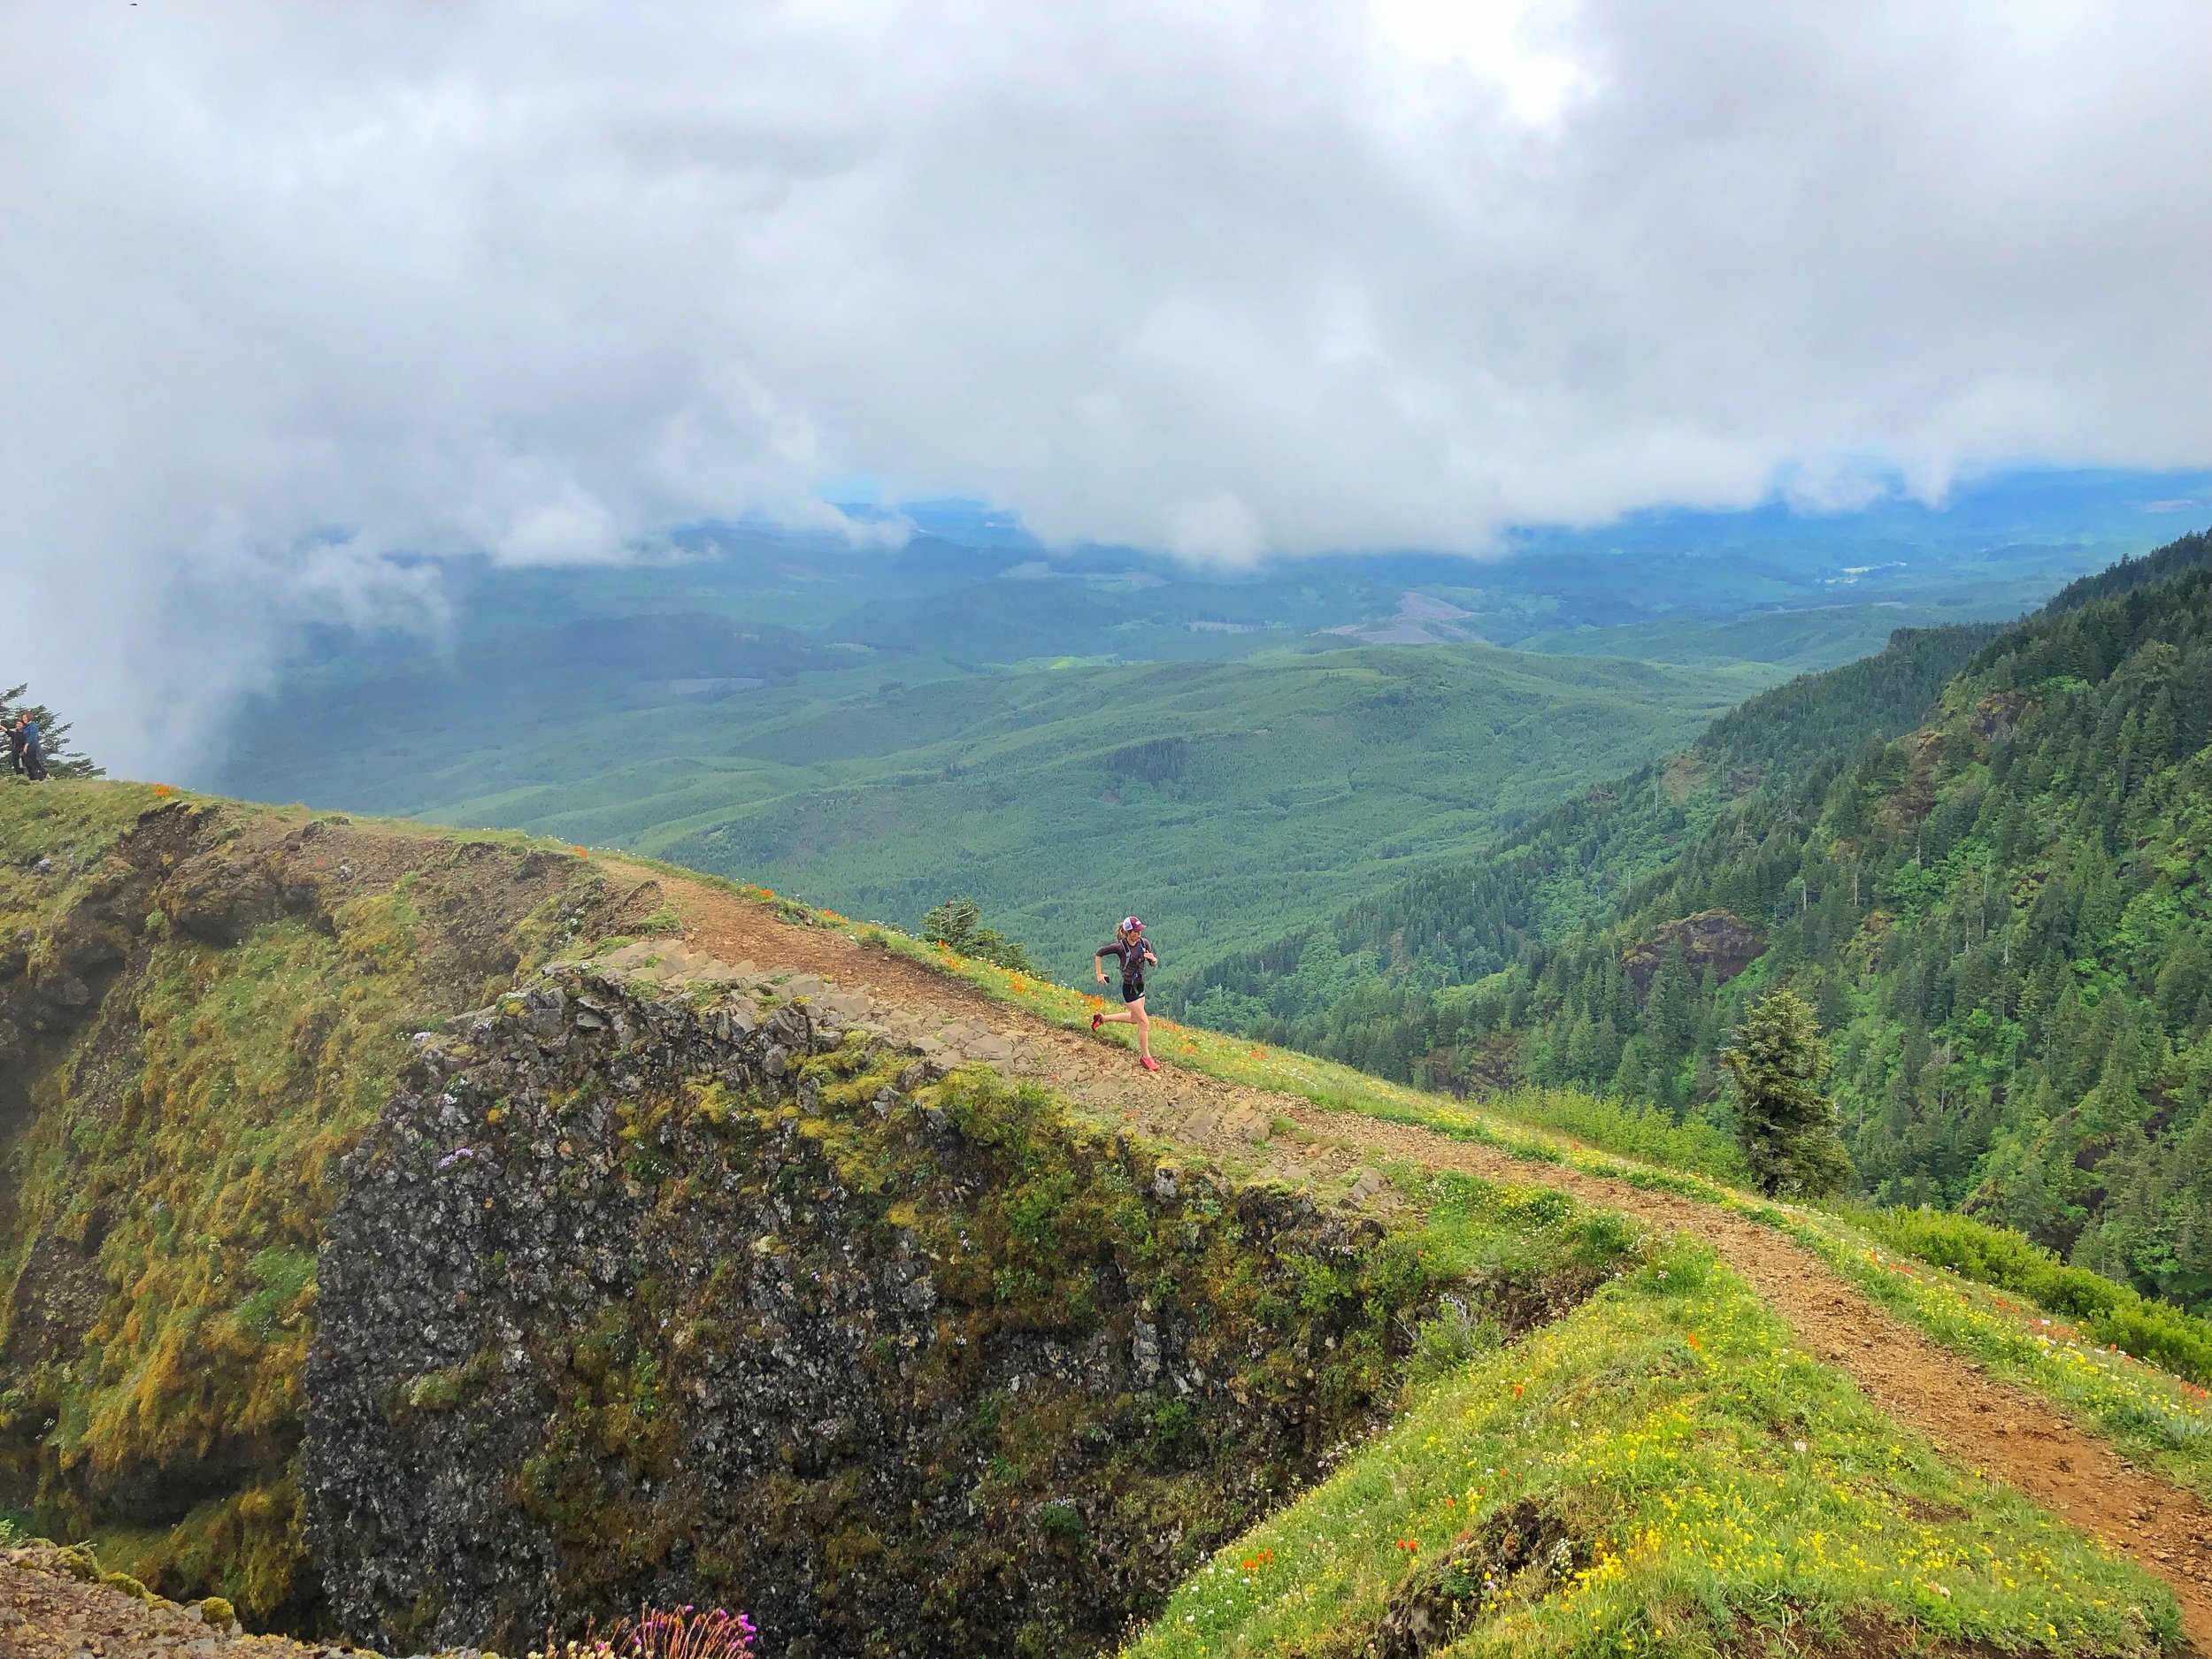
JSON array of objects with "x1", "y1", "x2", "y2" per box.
[
  {"x1": 0, "y1": 685, "x2": 103, "y2": 779},
  {"x1": 1721, "y1": 988, "x2": 1855, "y2": 1198}
]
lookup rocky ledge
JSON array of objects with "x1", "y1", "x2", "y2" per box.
[{"x1": 303, "y1": 947, "x2": 1458, "y2": 1658}]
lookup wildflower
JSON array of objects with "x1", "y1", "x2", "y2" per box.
[
  {"x1": 572, "y1": 845, "x2": 590, "y2": 856},
  {"x1": 150, "y1": 783, "x2": 178, "y2": 798}
]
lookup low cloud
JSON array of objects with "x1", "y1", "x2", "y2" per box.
[{"x1": 2, "y1": 1, "x2": 2207, "y2": 770}]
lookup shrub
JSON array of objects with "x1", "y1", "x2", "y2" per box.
[
  {"x1": 1853, "y1": 1203, "x2": 2212, "y2": 1385},
  {"x1": 1407, "y1": 1302, "x2": 1502, "y2": 1381},
  {"x1": 921, "y1": 897, "x2": 1036, "y2": 973}
]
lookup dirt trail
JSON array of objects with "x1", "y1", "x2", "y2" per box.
[{"x1": 649, "y1": 869, "x2": 2212, "y2": 1648}]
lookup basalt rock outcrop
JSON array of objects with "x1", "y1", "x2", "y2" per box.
[
  {"x1": 305, "y1": 958, "x2": 1455, "y2": 1658},
  {"x1": 1620, "y1": 909, "x2": 1764, "y2": 996}
]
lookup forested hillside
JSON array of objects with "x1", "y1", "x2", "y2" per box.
[
  {"x1": 1168, "y1": 618, "x2": 1998, "y2": 1045},
  {"x1": 1181, "y1": 529, "x2": 2212, "y2": 1311}
]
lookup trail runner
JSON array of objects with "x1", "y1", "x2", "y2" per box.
[{"x1": 1092, "y1": 915, "x2": 1160, "y2": 1071}]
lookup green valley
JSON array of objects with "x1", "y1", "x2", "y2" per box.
[
  {"x1": 206, "y1": 472, "x2": 2197, "y2": 984},
  {"x1": 217, "y1": 640, "x2": 1781, "y2": 979}
]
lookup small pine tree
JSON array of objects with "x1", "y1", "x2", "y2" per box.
[
  {"x1": 0, "y1": 684, "x2": 104, "y2": 780},
  {"x1": 920, "y1": 897, "x2": 1035, "y2": 974},
  {"x1": 1720, "y1": 988, "x2": 1854, "y2": 1199}
]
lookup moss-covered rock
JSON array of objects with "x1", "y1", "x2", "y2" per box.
[
  {"x1": 304, "y1": 969, "x2": 1555, "y2": 1657},
  {"x1": 0, "y1": 786, "x2": 614, "y2": 1626}
]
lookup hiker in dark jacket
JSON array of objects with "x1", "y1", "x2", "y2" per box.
[
  {"x1": 18, "y1": 716, "x2": 45, "y2": 782},
  {"x1": 1090, "y1": 915, "x2": 1161, "y2": 1071},
  {"x1": 4, "y1": 716, "x2": 21, "y2": 776}
]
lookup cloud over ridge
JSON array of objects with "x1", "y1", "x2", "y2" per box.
[{"x1": 3, "y1": 0, "x2": 2208, "y2": 765}]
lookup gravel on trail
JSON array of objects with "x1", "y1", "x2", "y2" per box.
[{"x1": 655, "y1": 864, "x2": 2212, "y2": 1653}]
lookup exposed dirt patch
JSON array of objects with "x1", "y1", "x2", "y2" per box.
[
  {"x1": 652, "y1": 865, "x2": 2212, "y2": 1653},
  {"x1": 1620, "y1": 909, "x2": 1764, "y2": 996}
]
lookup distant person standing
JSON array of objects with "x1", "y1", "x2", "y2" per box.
[
  {"x1": 1091, "y1": 915, "x2": 1161, "y2": 1071},
  {"x1": 4, "y1": 714, "x2": 21, "y2": 776},
  {"x1": 18, "y1": 715, "x2": 45, "y2": 782}
]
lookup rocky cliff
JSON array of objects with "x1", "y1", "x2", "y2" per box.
[
  {"x1": 305, "y1": 954, "x2": 1454, "y2": 1657},
  {"x1": 0, "y1": 789, "x2": 618, "y2": 1624}
]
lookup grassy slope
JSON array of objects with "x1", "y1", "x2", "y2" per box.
[
  {"x1": 1124, "y1": 1233, "x2": 2174, "y2": 1659},
  {"x1": 774, "y1": 908, "x2": 2196, "y2": 1651},
  {"x1": 223, "y1": 641, "x2": 1783, "y2": 976},
  {"x1": 2, "y1": 784, "x2": 2200, "y2": 1654}
]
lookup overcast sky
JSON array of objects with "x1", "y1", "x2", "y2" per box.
[{"x1": 4, "y1": 1, "x2": 2208, "y2": 771}]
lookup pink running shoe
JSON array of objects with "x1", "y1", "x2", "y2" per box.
[
  {"x1": 1141, "y1": 1056, "x2": 1161, "y2": 1072},
  {"x1": 1091, "y1": 1012, "x2": 1104, "y2": 1032}
]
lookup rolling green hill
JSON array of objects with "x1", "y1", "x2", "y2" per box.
[
  {"x1": 217, "y1": 641, "x2": 1783, "y2": 978},
  {"x1": 1513, "y1": 602, "x2": 1977, "y2": 672}
]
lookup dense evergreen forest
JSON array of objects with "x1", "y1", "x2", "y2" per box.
[{"x1": 1172, "y1": 530, "x2": 2212, "y2": 1311}]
